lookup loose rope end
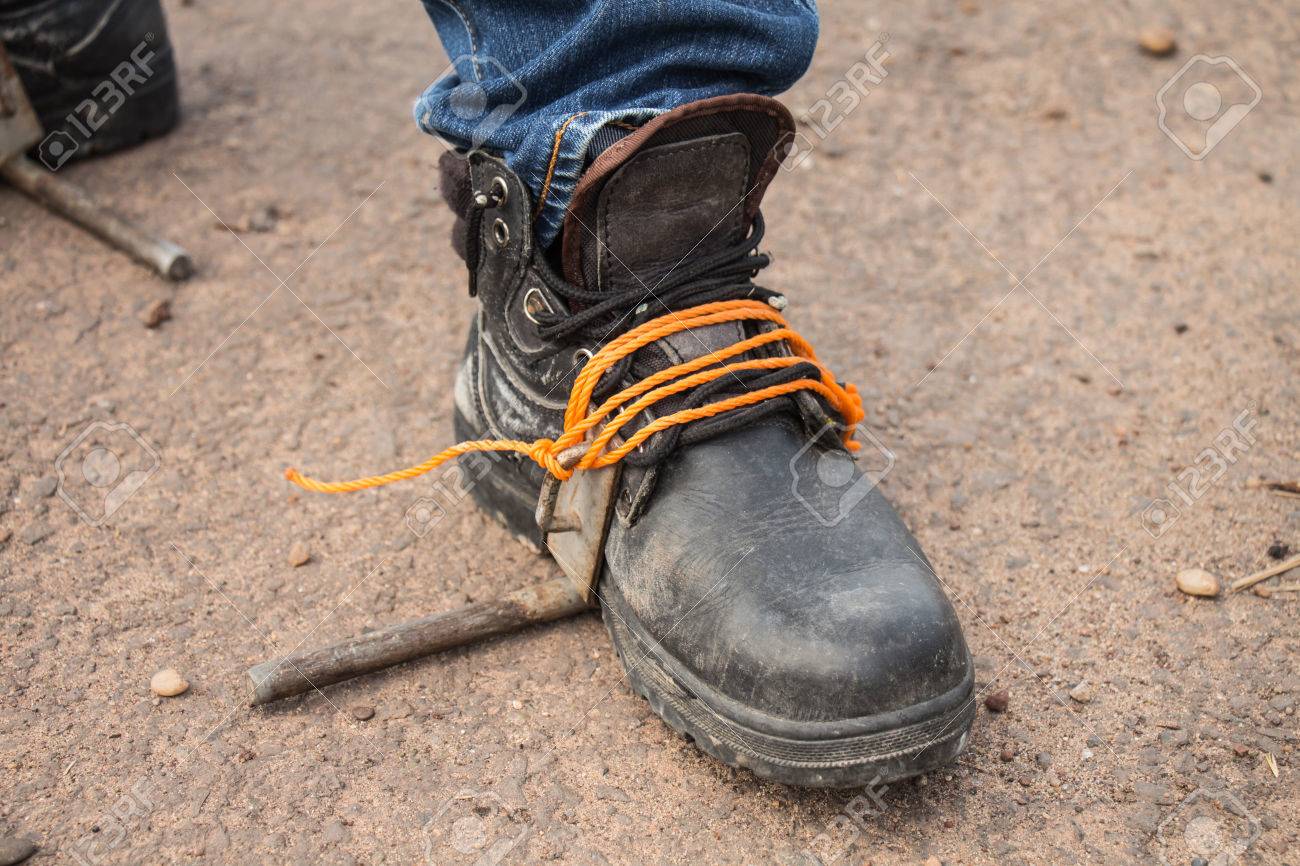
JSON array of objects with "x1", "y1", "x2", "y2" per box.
[
  {"x1": 281, "y1": 438, "x2": 545, "y2": 496},
  {"x1": 285, "y1": 466, "x2": 360, "y2": 494},
  {"x1": 284, "y1": 468, "x2": 313, "y2": 491},
  {"x1": 281, "y1": 300, "x2": 866, "y2": 499}
]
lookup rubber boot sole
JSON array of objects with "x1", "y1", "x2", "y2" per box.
[{"x1": 453, "y1": 407, "x2": 976, "y2": 788}]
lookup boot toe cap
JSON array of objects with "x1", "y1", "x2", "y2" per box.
[
  {"x1": 603, "y1": 426, "x2": 973, "y2": 730},
  {"x1": 694, "y1": 557, "x2": 972, "y2": 726}
]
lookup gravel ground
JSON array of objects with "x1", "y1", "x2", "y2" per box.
[{"x1": 2, "y1": 1, "x2": 1298, "y2": 864}]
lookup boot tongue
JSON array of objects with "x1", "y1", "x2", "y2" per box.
[{"x1": 561, "y1": 94, "x2": 795, "y2": 292}]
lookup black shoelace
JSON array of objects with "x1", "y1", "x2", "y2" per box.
[{"x1": 531, "y1": 215, "x2": 828, "y2": 467}]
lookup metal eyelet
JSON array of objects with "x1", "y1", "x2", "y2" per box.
[
  {"x1": 572, "y1": 348, "x2": 593, "y2": 367},
  {"x1": 490, "y1": 176, "x2": 509, "y2": 206},
  {"x1": 492, "y1": 218, "x2": 510, "y2": 247},
  {"x1": 522, "y1": 286, "x2": 552, "y2": 324}
]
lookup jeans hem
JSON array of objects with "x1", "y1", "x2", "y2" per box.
[{"x1": 523, "y1": 108, "x2": 662, "y2": 247}]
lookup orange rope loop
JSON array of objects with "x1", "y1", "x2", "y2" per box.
[{"x1": 284, "y1": 299, "x2": 864, "y2": 494}]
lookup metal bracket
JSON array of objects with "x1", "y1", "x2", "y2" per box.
[{"x1": 535, "y1": 444, "x2": 622, "y2": 604}]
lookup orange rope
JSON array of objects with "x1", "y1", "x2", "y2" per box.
[{"x1": 284, "y1": 299, "x2": 864, "y2": 493}]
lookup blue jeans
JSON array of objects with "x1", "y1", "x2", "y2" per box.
[{"x1": 414, "y1": 0, "x2": 819, "y2": 246}]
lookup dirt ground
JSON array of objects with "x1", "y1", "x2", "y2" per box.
[{"x1": 2, "y1": 0, "x2": 1298, "y2": 863}]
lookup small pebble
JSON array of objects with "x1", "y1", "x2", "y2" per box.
[
  {"x1": 1138, "y1": 27, "x2": 1177, "y2": 57},
  {"x1": 288, "y1": 542, "x2": 312, "y2": 567},
  {"x1": 247, "y1": 205, "x2": 281, "y2": 233},
  {"x1": 0, "y1": 836, "x2": 37, "y2": 866},
  {"x1": 19, "y1": 524, "x2": 52, "y2": 545},
  {"x1": 1069, "y1": 681, "x2": 1094, "y2": 704},
  {"x1": 984, "y1": 689, "x2": 1010, "y2": 713},
  {"x1": 999, "y1": 747, "x2": 1015, "y2": 763},
  {"x1": 150, "y1": 668, "x2": 189, "y2": 697},
  {"x1": 140, "y1": 299, "x2": 172, "y2": 329},
  {"x1": 1175, "y1": 568, "x2": 1220, "y2": 598},
  {"x1": 1267, "y1": 541, "x2": 1290, "y2": 560},
  {"x1": 351, "y1": 705, "x2": 375, "y2": 721},
  {"x1": 1036, "y1": 752, "x2": 1053, "y2": 769}
]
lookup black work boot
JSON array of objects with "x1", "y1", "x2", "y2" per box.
[
  {"x1": 443, "y1": 94, "x2": 974, "y2": 787},
  {"x1": 1, "y1": 0, "x2": 179, "y2": 168}
]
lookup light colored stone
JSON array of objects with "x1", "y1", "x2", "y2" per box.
[
  {"x1": 1069, "y1": 681, "x2": 1094, "y2": 704},
  {"x1": 1138, "y1": 28, "x2": 1176, "y2": 57},
  {"x1": 150, "y1": 668, "x2": 189, "y2": 697},
  {"x1": 0, "y1": 836, "x2": 37, "y2": 866},
  {"x1": 1175, "y1": 568, "x2": 1220, "y2": 598},
  {"x1": 288, "y1": 542, "x2": 312, "y2": 567}
]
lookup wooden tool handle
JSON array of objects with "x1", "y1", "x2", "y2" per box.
[{"x1": 247, "y1": 576, "x2": 590, "y2": 706}]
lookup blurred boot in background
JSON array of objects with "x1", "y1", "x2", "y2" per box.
[{"x1": 1, "y1": 0, "x2": 179, "y2": 168}]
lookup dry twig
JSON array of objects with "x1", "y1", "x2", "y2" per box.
[
  {"x1": 1231, "y1": 553, "x2": 1300, "y2": 593},
  {"x1": 1246, "y1": 478, "x2": 1300, "y2": 498}
]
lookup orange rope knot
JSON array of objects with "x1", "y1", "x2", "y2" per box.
[{"x1": 284, "y1": 299, "x2": 865, "y2": 494}]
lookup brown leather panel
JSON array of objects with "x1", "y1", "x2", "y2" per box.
[
  {"x1": 595, "y1": 133, "x2": 750, "y2": 292},
  {"x1": 561, "y1": 93, "x2": 795, "y2": 286}
]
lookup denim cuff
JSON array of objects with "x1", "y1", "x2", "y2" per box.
[
  {"x1": 518, "y1": 109, "x2": 661, "y2": 247},
  {"x1": 414, "y1": 0, "x2": 817, "y2": 248}
]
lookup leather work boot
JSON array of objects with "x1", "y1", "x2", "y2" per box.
[
  {"x1": 1, "y1": 0, "x2": 180, "y2": 168},
  {"x1": 441, "y1": 94, "x2": 975, "y2": 787}
]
